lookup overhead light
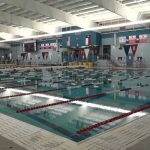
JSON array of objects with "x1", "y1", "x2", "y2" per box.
[{"x1": 1, "y1": 19, "x2": 150, "y2": 43}]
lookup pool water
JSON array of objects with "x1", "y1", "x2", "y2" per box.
[{"x1": 0, "y1": 68, "x2": 150, "y2": 142}]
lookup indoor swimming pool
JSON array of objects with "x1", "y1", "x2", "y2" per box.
[{"x1": 0, "y1": 68, "x2": 150, "y2": 142}]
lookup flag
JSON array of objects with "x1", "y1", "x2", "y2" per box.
[
  {"x1": 67, "y1": 37, "x2": 71, "y2": 46},
  {"x1": 50, "y1": 43, "x2": 54, "y2": 49},
  {"x1": 128, "y1": 90, "x2": 135, "y2": 98},
  {"x1": 119, "y1": 37, "x2": 126, "y2": 43},
  {"x1": 86, "y1": 87, "x2": 91, "y2": 95},
  {"x1": 84, "y1": 49, "x2": 89, "y2": 58},
  {"x1": 123, "y1": 45, "x2": 130, "y2": 56},
  {"x1": 7, "y1": 53, "x2": 10, "y2": 60},
  {"x1": 9, "y1": 53, "x2": 12, "y2": 60},
  {"x1": 21, "y1": 53, "x2": 25, "y2": 59},
  {"x1": 25, "y1": 53, "x2": 28, "y2": 60},
  {"x1": 131, "y1": 44, "x2": 138, "y2": 56},
  {"x1": 129, "y1": 35, "x2": 136, "y2": 44},
  {"x1": 79, "y1": 49, "x2": 84, "y2": 59},
  {"x1": 85, "y1": 35, "x2": 91, "y2": 45},
  {"x1": 40, "y1": 44, "x2": 45, "y2": 49},
  {"x1": 139, "y1": 34, "x2": 147, "y2": 43},
  {"x1": 136, "y1": 35, "x2": 139, "y2": 43},
  {"x1": 45, "y1": 52, "x2": 49, "y2": 60},
  {"x1": 49, "y1": 51, "x2": 53, "y2": 60},
  {"x1": 45, "y1": 43, "x2": 50, "y2": 49},
  {"x1": 42, "y1": 52, "x2": 45, "y2": 59},
  {"x1": 139, "y1": 91, "x2": 146, "y2": 100}
]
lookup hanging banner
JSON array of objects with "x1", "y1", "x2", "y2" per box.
[
  {"x1": 123, "y1": 45, "x2": 130, "y2": 56},
  {"x1": 45, "y1": 43, "x2": 50, "y2": 49},
  {"x1": 131, "y1": 44, "x2": 138, "y2": 56},
  {"x1": 139, "y1": 34, "x2": 147, "y2": 43},
  {"x1": 129, "y1": 35, "x2": 136, "y2": 44},
  {"x1": 9, "y1": 53, "x2": 12, "y2": 60},
  {"x1": 79, "y1": 49, "x2": 84, "y2": 59},
  {"x1": 136, "y1": 35, "x2": 139, "y2": 43},
  {"x1": 21, "y1": 53, "x2": 25, "y2": 59},
  {"x1": 49, "y1": 51, "x2": 53, "y2": 60},
  {"x1": 119, "y1": 37, "x2": 126, "y2": 43},
  {"x1": 7, "y1": 53, "x2": 10, "y2": 60},
  {"x1": 28, "y1": 53, "x2": 31, "y2": 60},
  {"x1": 42, "y1": 52, "x2": 45, "y2": 60},
  {"x1": 85, "y1": 35, "x2": 91, "y2": 45},
  {"x1": 84, "y1": 49, "x2": 89, "y2": 58},
  {"x1": 40, "y1": 44, "x2": 45, "y2": 49},
  {"x1": 75, "y1": 50, "x2": 79, "y2": 58},
  {"x1": 25, "y1": 53, "x2": 28, "y2": 60},
  {"x1": 45, "y1": 52, "x2": 49, "y2": 60}
]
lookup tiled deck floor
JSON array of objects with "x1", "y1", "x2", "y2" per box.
[{"x1": 0, "y1": 113, "x2": 150, "y2": 150}]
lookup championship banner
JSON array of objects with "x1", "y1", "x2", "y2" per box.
[
  {"x1": 139, "y1": 34, "x2": 147, "y2": 43},
  {"x1": 123, "y1": 45, "x2": 130, "y2": 56},
  {"x1": 131, "y1": 44, "x2": 138, "y2": 56},
  {"x1": 45, "y1": 43, "x2": 50, "y2": 49},
  {"x1": 119, "y1": 37, "x2": 126, "y2": 43},
  {"x1": 40, "y1": 44, "x2": 45, "y2": 49},
  {"x1": 79, "y1": 49, "x2": 84, "y2": 59},
  {"x1": 42, "y1": 52, "x2": 45, "y2": 59},
  {"x1": 129, "y1": 35, "x2": 136, "y2": 44},
  {"x1": 45, "y1": 52, "x2": 49, "y2": 60},
  {"x1": 25, "y1": 53, "x2": 28, "y2": 60},
  {"x1": 84, "y1": 49, "x2": 89, "y2": 58}
]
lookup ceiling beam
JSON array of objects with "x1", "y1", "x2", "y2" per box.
[
  {"x1": 0, "y1": 23, "x2": 37, "y2": 37},
  {"x1": 90, "y1": 0, "x2": 147, "y2": 22},
  {"x1": 1, "y1": 0, "x2": 98, "y2": 28},
  {"x1": 0, "y1": 10, "x2": 61, "y2": 34}
]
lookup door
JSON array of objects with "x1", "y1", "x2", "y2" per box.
[{"x1": 126, "y1": 53, "x2": 134, "y2": 67}]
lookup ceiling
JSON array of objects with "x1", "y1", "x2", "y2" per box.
[{"x1": 0, "y1": 0, "x2": 150, "y2": 40}]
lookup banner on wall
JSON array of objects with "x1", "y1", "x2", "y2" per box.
[
  {"x1": 42, "y1": 52, "x2": 45, "y2": 59},
  {"x1": 79, "y1": 49, "x2": 84, "y2": 59},
  {"x1": 45, "y1": 52, "x2": 49, "y2": 60},
  {"x1": 84, "y1": 49, "x2": 89, "y2": 58},
  {"x1": 67, "y1": 36, "x2": 71, "y2": 46},
  {"x1": 123, "y1": 45, "x2": 130, "y2": 56},
  {"x1": 131, "y1": 44, "x2": 138, "y2": 56},
  {"x1": 119, "y1": 34, "x2": 147, "y2": 44},
  {"x1": 139, "y1": 34, "x2": 147, "y2": 43},
  {"x1": 21, "y1": 53, "x2": 25, "y2": 59},
  {"x1": 85, "y1": 35, "x2": 91, "y2": 45},
  {"x1": 25, "y1": 53, "x2": 28, "y2": 60},
  {"x1": 129, "y1": 35, "x2": 136, "y2": 44},
  {"x1": 40, "y1": 44, "x2": 45, "y2": 49},
  {"x1": 45, "y1": 43, "x2": 50, "y2": 49},
  {"x1": 119, "y1": 37, "x2": 126, "y2": 43}
]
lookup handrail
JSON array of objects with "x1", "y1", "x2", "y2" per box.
[{"x1": 103, "y1": 53, "x2": 120, "y2": 66}]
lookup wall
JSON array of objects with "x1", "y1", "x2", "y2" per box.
[
  {"x1": 10, "y1": 39, "x2": 67, "y2": 64},
  {"x1": 101, "y1": 29, "x2": 150, "y2": 67},
  {"x1": 62, "y1": 31, "x2": 101, "y2": 47}
]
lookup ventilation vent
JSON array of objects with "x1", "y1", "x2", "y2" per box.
[{"x1": 120, "y1": 26, "x2": 126, "y2": 31}]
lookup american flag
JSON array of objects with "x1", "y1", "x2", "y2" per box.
[
  {"x1": 128, "y1": 90, "x2": 135, "y2": 98},
  {"x1": 139, "y1": 91, "x2": 146, "y2": 100},
  {"x1": 67, "y1": 36, "x2": 71, "y2": 46}
]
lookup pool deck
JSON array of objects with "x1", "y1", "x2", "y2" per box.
[{"x1": 0, "y1": 112, "x2": 150, "y2": 150}]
